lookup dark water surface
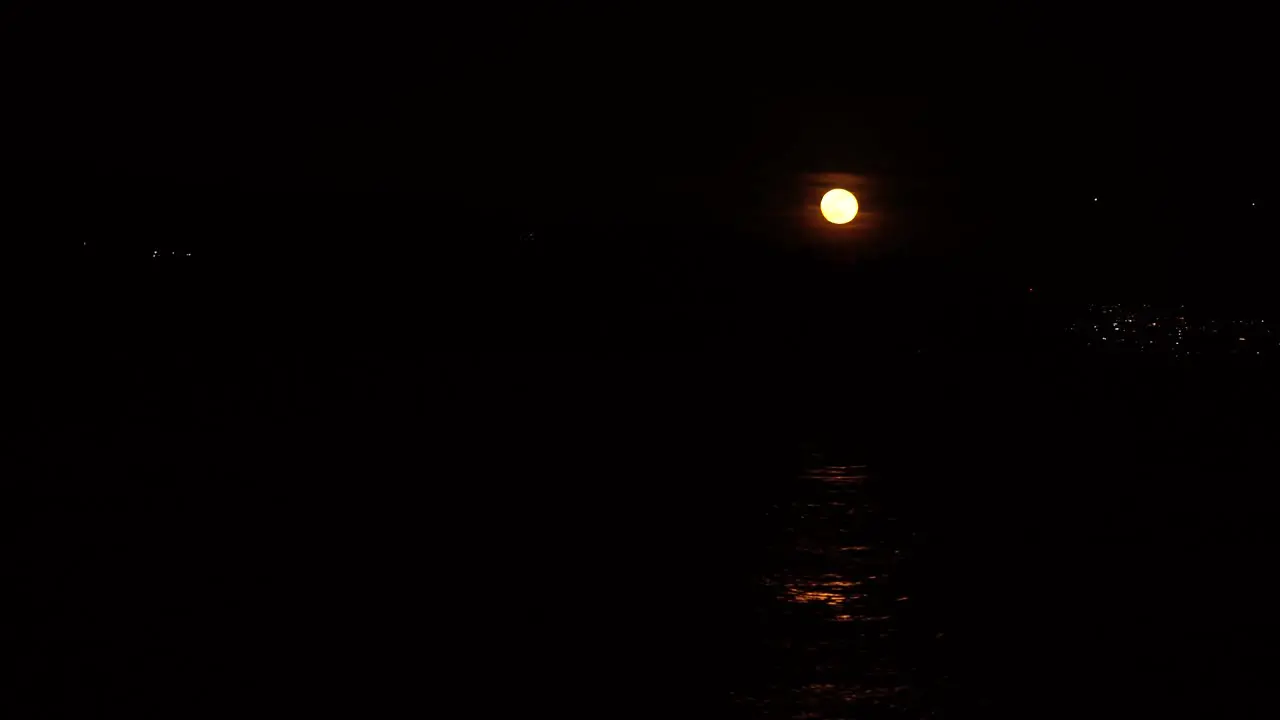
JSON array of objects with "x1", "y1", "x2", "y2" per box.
[
  {"x1": 726, "y1": 354, "x2": 1280, "y2": 720},
  {"x1": 23, "y1": 256, "x2": 1280, "y2": 716}
]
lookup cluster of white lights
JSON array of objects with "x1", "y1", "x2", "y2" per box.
[{"x1": 1077, "y1": 303, "x2": 1278, "y2": 357}]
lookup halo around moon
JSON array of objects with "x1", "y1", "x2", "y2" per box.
[{"x1": 820, "y1": 189, "x2": 859, "y2": 225}]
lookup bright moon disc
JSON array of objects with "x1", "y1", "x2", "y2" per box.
[{"x1": 821, "y1": 189, "x2": 859, "y2": 225}]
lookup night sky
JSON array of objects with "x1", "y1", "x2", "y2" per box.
[{"x1": 15, "y1": 12, "x2": 1280, "y2": 314}]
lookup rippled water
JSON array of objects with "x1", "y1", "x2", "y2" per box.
[{"x1": 732, "y1": 461, "x2": 951, "y2": 720}]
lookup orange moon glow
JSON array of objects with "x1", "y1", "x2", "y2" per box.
[{"x1": 820, "y1": 189, "x2": 859, "y2": 225}]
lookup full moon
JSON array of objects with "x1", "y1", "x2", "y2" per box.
[{"x1": 820, "y1": 189, "x2": 859, "y2": 225}]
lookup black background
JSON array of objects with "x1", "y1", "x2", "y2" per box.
[{"x1": 9, "y1": 11, "x2": 1280, "y2": 717}]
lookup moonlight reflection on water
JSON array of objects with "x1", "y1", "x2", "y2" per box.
[{"x1": 732, "y1": 462, "x2": 950, "y2": 719}]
